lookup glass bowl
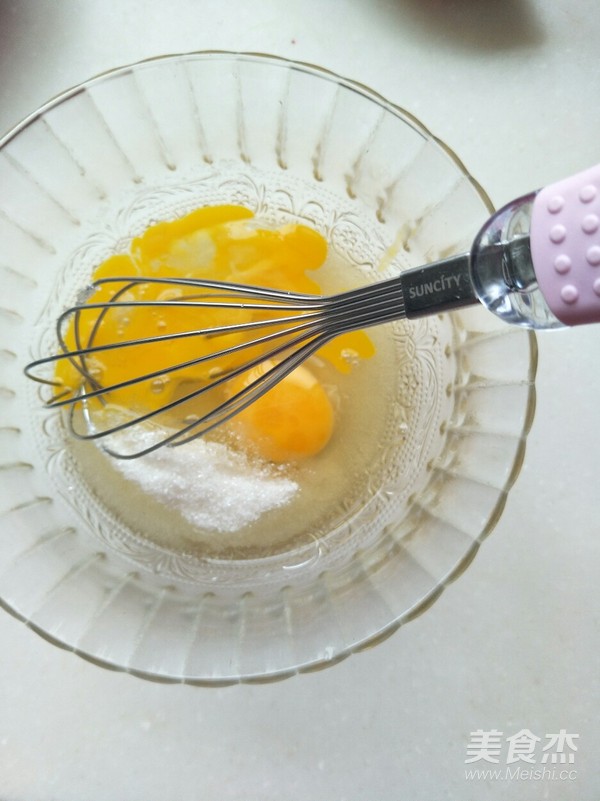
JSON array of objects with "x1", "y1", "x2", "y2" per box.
[{"x1": 0, "y1": 52, "x2": 536, "y2": 684}]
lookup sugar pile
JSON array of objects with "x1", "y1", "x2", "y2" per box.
[{"x1": 106, "y1": 427, "x2": 298, "y2": 533}]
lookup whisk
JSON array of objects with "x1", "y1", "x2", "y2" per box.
[{"x1": 25, "y1": 164, "x2": 600, "y2": 458}]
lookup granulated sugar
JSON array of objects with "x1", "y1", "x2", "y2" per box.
[{"x1": 107, "y1": 428, "x2": 299, "y2": 533}]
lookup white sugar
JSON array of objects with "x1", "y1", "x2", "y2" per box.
[{"x1": 106, "y1": 428, "x2": 298, "y2": 533}]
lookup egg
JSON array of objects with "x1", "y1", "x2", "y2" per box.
[
  {"x1": 56, "y1": 205, "x2": 375, "y2": 463},
  {"x1": 228, "y1": 361, "x2": 334, "y2": 463}
]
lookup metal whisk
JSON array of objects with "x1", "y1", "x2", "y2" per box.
[{"x1": 24, "y1": 252, "x2": 481, "y2": 458}]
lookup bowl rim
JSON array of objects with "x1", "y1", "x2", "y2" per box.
[
  {"x1": 0, "y1": 50, "x2": 538, "y2": 685},
  {"x1": 1, "y1": 49, "x2": 496, "y2": 215}
]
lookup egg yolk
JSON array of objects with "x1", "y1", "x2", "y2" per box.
[
  {"x1": 228, "y1": 361, "x2": 334, "y2": 463},
  {"x1": 55, "y1": 205, "x2": 374, "y2": 462}
]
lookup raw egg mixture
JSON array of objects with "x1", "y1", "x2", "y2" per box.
[{"x1": 61, "y1": 206, "x2": 401, "y2": 559}]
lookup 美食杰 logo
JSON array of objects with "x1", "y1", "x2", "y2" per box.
[{"x1": 464, "y1": 729, "x2": 578, "y2": 782}]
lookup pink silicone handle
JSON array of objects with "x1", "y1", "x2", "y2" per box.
[{"x1": 530, "y1": 164, "x2": 600, "y2": 326}]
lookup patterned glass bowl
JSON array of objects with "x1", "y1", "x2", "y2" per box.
[{"x1": 0, "y1": 53, "x2": 536, "y2": 684}]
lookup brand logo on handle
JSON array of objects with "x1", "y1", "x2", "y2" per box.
[
  {"x1": 407, "y1": 273, "x2": 462, "y2": 299},
  {"x1": 401, "y1": 255, "x2": 477, "y2": 318}
]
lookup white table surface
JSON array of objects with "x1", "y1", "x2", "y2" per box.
[{"x1": 0, "y1": 2, "x2": 598, "y2": 799}]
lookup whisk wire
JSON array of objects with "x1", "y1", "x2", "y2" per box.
[
  {"x1": 69, "y1": 321, "x2": 326, "y2": 440},
  {"x1": 27, "y1": 272, "x2": 408, "y2": 458},
  {"x1": 103, "y1": 333, "x2": 334, "y2": 459}
]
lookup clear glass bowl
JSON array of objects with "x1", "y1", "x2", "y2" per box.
[{"x1": 0, "y1": 53, "x2": 536, "y2": 684}]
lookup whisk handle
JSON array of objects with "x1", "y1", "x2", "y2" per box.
[{"x1": 470, "y1": 164, "x2": 600, "y2": 329}]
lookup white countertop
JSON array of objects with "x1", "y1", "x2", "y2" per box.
[{"x1": 0, "y1": 2, "x2": 598, "y2": 799}]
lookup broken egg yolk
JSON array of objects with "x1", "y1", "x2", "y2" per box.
[{"x1": 55, "y1": 205, "x2": 374, "y2": 463}]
